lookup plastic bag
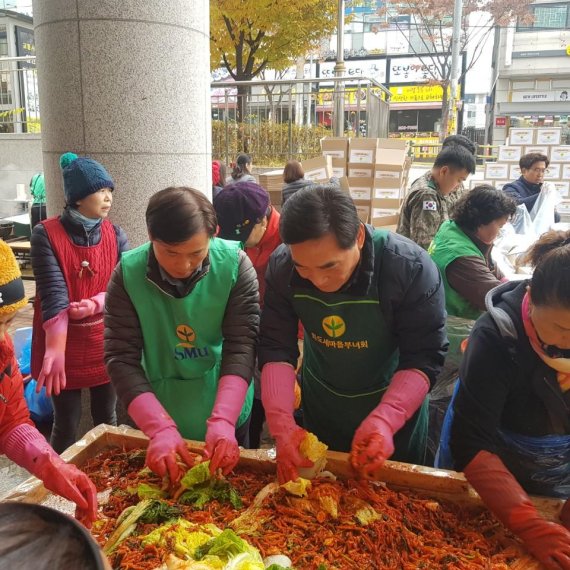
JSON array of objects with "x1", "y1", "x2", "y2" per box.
[
  {"x1": 530, "y1": 182, "x2": 561, "y2": 237},
  {"x1": 23, "y1": 379, "x2": 53, "y2": 424},
  {"x1": 510, "y1": 204, "x2": 533, "y2": 236}
]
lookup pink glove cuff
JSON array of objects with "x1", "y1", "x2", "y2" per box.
[
  {"x1": 207, "y1": 375, "x2": 249, "y2": 429},
  {"x1": 1, "y1": 423, "x2": 57, "y2": 476},
  {"x1": 261, "y1": 362, "x2": 298, "y2": 440},
  {"x1": 91, "y1": 292, "x2": 106, "y2": 314},
  {"x1": 43, "y1": 309, "x2": 68, "y2": 333},
  {"x1": 128, "y1": 392, "x2": 177, "y2": 439},
  {"x1": 374, "y1": 369, "x2": 430, "y2": 433}
]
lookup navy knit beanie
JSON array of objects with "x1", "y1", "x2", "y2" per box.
[{"x1": 60, "y1": 152, "x2": 115, "y2": 206}]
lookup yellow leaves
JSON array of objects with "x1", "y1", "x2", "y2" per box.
[{"x1": 211, "y1": 0, "x2": 338, "y2": 77}]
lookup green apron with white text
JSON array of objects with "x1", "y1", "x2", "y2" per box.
[
  {"x1": 292, "y1": 229, "x2": 428, "y2": 460},
  {"x1": 121, "y1": 239, "x2": 254, "y2": 441}
]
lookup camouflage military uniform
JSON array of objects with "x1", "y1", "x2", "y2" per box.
[{"x1": 397, "y1": 171, "x2": 467, "y2": 250}]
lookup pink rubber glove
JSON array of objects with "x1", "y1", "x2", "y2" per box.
[
  {"x1": 261, "y1": 362, "x2": 312, "y2": 484},
  {"x1": 128, "y1": 392, "x2": 195, "y2": 483},
  {"x1": 465, "y1": 450, "x2": 570, "y2": 570},
  {"x1": 36, "y1": 310, "x2": 68, "y2": 397},
  {"x1": 1, "y1": 423, "x2": 98, "y2": 528},
  {"x1": 205, "y1": 375, "x2": 249, "y2": 476},
  {"x1": 68, "y1": 292, "x2": 105, "y2": 320},
  {"x1": 350, "y1": 369, "x2": 430, "y2": 479}
]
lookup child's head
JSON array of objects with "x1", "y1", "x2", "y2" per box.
[
  {"x1": 60, "y1": 152, "x2": 115, "y2": 219},
  {"x1": 0, "y1": 502, "x2": 110, "y2": 570},
  {"x1": 0, "y1": 241, "x2": 27, "y2": 343}
]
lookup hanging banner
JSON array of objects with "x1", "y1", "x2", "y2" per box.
[{"x1": 389, "y1": 84, "x2": 460, "y2": 103}]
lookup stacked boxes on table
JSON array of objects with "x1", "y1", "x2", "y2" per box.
[
  {"x1": 257, "y1": 137, "x2": 411, "y2": 226},
  {"x1": 482, "y1": 127, "x2": 570, "y2": 215},
  {"x1": 337, "y1": 137, "x2": 410, "y2": 226}
]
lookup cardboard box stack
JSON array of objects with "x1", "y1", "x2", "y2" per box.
[
  {"x1": 485, "y1": 127, "x2": 570, "y2": 215},
  {"x1": 256, "y1": 137, "x2": 411, "y2": 226},
  {"x1": 324, "y1": 136, "x2": 411, "y2": 226}
]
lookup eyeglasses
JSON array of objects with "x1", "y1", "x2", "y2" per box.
[{"x1": 530, "y1": 168, "x2": 547, "y2": 174}]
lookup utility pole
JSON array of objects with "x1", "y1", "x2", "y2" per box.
[
  {"x1": 333, "y1": 0, "x2": 346, "y2": 137},
  {"x1": 448, "y1": 0, "x2": 463, "y2": 135}
]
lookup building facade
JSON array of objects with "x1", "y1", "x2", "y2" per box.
[{"x1": 491, "y1": 0, "x2": 570, "y2": 145}]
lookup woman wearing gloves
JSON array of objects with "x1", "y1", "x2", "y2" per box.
[
  {"x1": 446, "y1": 230, "x2": 570, "y2": 570},
  {"x1": 30, "y1": 152, "x2": 128, "y2": 453},
  {"x1": 0, "y1": 241, "x2": 97, "y2": 527},
  {"x1": 105, "y1": 187, "x2": 259, "y2": 482},
  {"x1": 258, "y1": 185, "x2": 447, "y2": 483}
]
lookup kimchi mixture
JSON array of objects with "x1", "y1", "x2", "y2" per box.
[{"x1": 83, "y1": 447, "x2": 539, "y2": 570}]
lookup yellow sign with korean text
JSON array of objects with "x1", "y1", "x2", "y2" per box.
[{"x1": 389, "y1": 84, "x2": 461, "y2": 103}]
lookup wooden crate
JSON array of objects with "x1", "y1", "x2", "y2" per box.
[{"x1": 1, "y1": 424, "x2": 562, "y2": 525}]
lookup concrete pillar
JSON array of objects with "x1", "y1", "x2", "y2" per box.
[{"x1": 32, "y1": 0, "x2": 212, "y2": 246}]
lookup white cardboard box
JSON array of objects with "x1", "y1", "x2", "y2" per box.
[
  {"x1": 509, "y1": 128, "x2": 535, "y2": 145},
  {"x1": 492, "y1": 180, "x2": 509, "y2": 191},
  {"x1": 347, "y1": 164, "x2": 374, "y2": 178},
  {"x1": 549, "y1": 146, "x2": 570, "y2": 162},
  {"x1": 348, "y1": 177, "x2": 374, "y2": 201},
  {"x1": 557, "y1": 201, "x2": 570, "y2": 215},
  {"x1": 373, "y1": 187, "x2": 401, "y2": 200},
  {"x1": 354, "y1": 203, "x2": 371, "y2": 223},
  {"x1": 331, "y1": 158, "x2": 346, "y2": 178},
  {"x1": 545, "y1": 164, "x2": 561, "y2": 180},
  {"x1": 321, "y1": 137, "x2": 349, "y2": 161},
  {"x1": 563, "y1": 164, "x2": 570, "y2": 180},
  {"x1": 485, "y1": 163, "x2": 510, "y2": 179},
  {"x1": 524, "y1": 145, "x2": 550, "y2": 157},
  {"x1": 349, "y1": 138, "x2": 378, "y2": 164},
  {"x1": 536, "y1": 128, "x2": 562, "y2": 145},
  {"x1": 498, "y1": 146, "x2": 522, "y2": 162},
  {"x1": 301, "y1": 155, "x2": 333, "y2": 183},
  {"x1": 510, "y1": 165, "x2": 522, "y2": 179}
]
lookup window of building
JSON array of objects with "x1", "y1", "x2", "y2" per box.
[
  {"x1": 0, "y1": 25, "x2": 8, "y2": 57},
  {"x1": 517, "y1": 2, "x2": 570, "y2": 30}
]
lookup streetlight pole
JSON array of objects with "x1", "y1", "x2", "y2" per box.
[
  {"x1": 448, "y1": 0, "x2": 463, "y2": 135},
  {"x1": 333, "y1": 0, "x2": 346, "y2": 137}
]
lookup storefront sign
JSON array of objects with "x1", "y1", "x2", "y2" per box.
[
  {"x1": 512, "y1": 50, "x2": 568, "y2": 59},
  {"x1": 388, "y1": 56, "x2": 445, "y2": 84},
  {"x1": 511, "y1": 90, "x2": 569, "y2": 102},
  {"x1": 389, "y1": 84, "x2": 460, "y2": 103},
  {"x1": 495, "y1": 117, "x2": 507, "y2": 126},
  {"x1": 318, "y1": 59, "x2": 387, "y2": 85}
]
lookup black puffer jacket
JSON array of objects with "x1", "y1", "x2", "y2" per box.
[
  {"x1": 30, "y1": 209, "x2": 129, "y2": 322},
  {"x1": 258, "y1": 225, "x2": 447, "y2": 386},
  {"x1": 104, "y1": 246, "x2": 259, "y2": 407}
]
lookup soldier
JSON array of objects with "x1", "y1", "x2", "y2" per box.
[{"x1": 397, "y1": 145, "x2": 476, "y2": 250}]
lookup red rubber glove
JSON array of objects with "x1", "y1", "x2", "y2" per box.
[
  {"x1": 350, "y1": 369, "x2": 429, "y2": 478},
  {"x1": 465, "y1": 450, "x2": 570, "y2": 570},
  {"x1": 128, "y1": 392, "x2": 195, "y2": 483},
  {"x1": 68, "y1": 292, "x2": 105, "y2": 320},
  {"x1": 204, "y1": 375, "x2": 249, "y2": 476},
  {"x1": 261, "y1": 362, "x2": 312, "y2": 484},
  {"x1": 36, "y1": 310, "x2": 68, "y2": 397},
  {"x1": 1, "y1": 424, "x2": 98, "y2": 528}
]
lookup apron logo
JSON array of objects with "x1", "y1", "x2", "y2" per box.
[
  {"x1": 322, "y1": 315, "x2": 346, "y2": 339},
  {"x1": 174, "y1": 324, "x2": 209, "y2": 360},
  {"x1": 176, "y1": 325, "x2": 196, "y2": 348}
]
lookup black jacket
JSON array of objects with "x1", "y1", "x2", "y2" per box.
[
  {"x1": 30, "y1": 209, "x2": 129, "y2": 322},
  {"x1": 450, "y1": 281, "x2": 569, "y2": 471},
  {"x1": 503, "y1": 176, "x2": 541, "y2": 212},
  {"x1": 104, "y1": 247, "x2": 259, "y2": 407},
  {"x1": 258, "y1": 226, "x2": 448, "y2": 386}
]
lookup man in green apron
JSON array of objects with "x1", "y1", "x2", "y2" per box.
[{"x1": 259, "y1": 185, "x2": 447, "y2": 483}]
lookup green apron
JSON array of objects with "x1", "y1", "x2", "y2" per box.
[
  {"x1": 121, "y1": 239, "x2": 254, "y2": 440},
  {"x1": 428, "y1": 220, "x2": 483, "y2": 320},
  {"x1": 292, "y1": 229, "x2": 428, "y2": 461}
]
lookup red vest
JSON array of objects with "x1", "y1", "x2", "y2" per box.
[{"x1": 31, "y1": 217, "x2": 118, "y2": 389}]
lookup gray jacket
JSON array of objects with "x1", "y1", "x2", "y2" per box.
[{"x1": 104, "y1": 247, "x2": 259, "y2": 407}]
